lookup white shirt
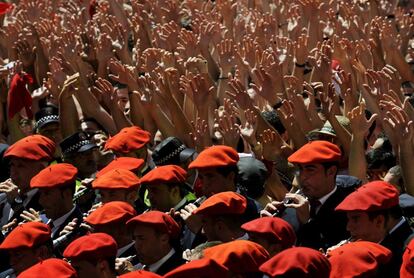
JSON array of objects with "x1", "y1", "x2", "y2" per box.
[
  {"x1": 315, "y1": 186, "x2": 337, "y2": 214},
  {"x1": 49, "y1": 206, "x2": 76, "y2": 237},
  {"x1": 0, "y1": 189, "x2": 38, "y2": 227},
  {"x1": 388, "y1": 217, "x2": 406, "y2": 234},
  {"x1": 117, "y1": 241, "x2": 135, "y2": 257}
]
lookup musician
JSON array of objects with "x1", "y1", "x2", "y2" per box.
[
  {"x1": 163, "y1": 258, "x2": 229, "y2": 278},
  {"x1": 104, "y1": 126, "x2": 153, "y2": 174},
  {"x1": 259, "y1": 247, "x2": 331, "y2": 278},
  {"x1": 92, "y1": 169, "x2": 141, "y2": 207},
  {"x1": 192, "y1": 191, "x2": 251, "y2": 243},
  {"x1": 0, "y1": 135, "x2": 55, "y2": 227},
  {"x1": 241, "y1": 217, "x2": 296, "y2": 257},
  {"x1": 201, "y1": 240, "x2": 269, "y2": 277},
  {"x1": 327, "y1": 241, "x2": 392, "y2": 278},
  {"x1": 29, "y1": 163, "x2": 83, "y2": 240},
  {"x1": 335, "y1": 180, "x2": 414, "y2": 277},
  {"x1": 0, "y1": 222, "x2": 53, "y2": 276},
  {"x1": 265, "y1": 140, "x2": 353, "y2": 250},
  {"x1": 17, "y1": 258, "x2": 77, "y2": 278},
  {"x1": 140, "y1": 165, "x2": 196, "y2": 212},
  {"x1": 84, "y1": 201, "x2": 137, "y2": 262},
  {"x1": 63, "y1": 233, "x2": 118, "y2": 278},
  {"x1": 188, "y1": 145, "x2": 240, "y2": 197},
  {"x1": 60, "y1": 131, "x2": 98, "y2": 180},
  {"x1": 127, "y1": 211, "x2": 185, "y2": 275}
]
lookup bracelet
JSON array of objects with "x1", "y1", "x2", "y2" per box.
[{"x1": 295, "y1": 62, "x2": 306, "y2": 68}]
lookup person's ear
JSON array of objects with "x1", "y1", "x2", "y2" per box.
[
  {"x1": 374, "y1": 214, "x2": 386, "y2": 229},
  {"x1": 97, "y1": 259, "x2": 111, "y2": 276},
  {"x1": 35, "y1": 245, "x2": 50, "y2": 260},
  {"x1": 159, "y1": 233, "x2": 170, "y2": 245},
  {"x1": 226, "y1": 172, "x2": 235, "y2": 183},
  {"x1": 326, "y1": 165, "x2": 337, "y2": 177},
  {"x1": 126, "y1": 190, "x2": 138, "y2": 203}
]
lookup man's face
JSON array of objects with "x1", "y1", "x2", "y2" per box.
[
  {"x1": 10, "y1": 158, "x2": 46, "y2": 192},
  {"x1": 39, "y1": 188, "x2": 68, "y2": 220},
  {"x1": 65, "y1": 149, "x2": 98, "y2": 178},
  {"x1": 116, "y1": 87, "x2": 129, "y2": 111},
  {"x1": 38, "y1": 123, "x2": 62, "y2": 146},
  {"x1": 147, "y1": 184, "x2": 175, "y2": 212},
  {"x1": 9, "y1": 248, "x2": 39, "y2": 274},
  {"x1": 133, "y1": 225, "x2": 167, "y2": 265},
  {"x1": 297, "y1": 163, "x2": 335, "y2": 199},
  {"x1": 201, "y1": 216, "x2": 219, "y2": 241},
  {"x1": 198, "y1": 168, "x2": 234, "y2": 197},
  {"x1": 99, "y1": 189, "x2": 132, "y2": 204},
  {"x1": 114, "y1": 147, "x2": 147, "y2": 161},
  {"x1": 70, "y1": 259, "x2": 100, "y2": 278},
  {"x1": 346, "y1": 211, "x2": 386, "y2": 242}
]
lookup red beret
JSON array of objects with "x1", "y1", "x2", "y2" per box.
[
  {"x1": 127, "y1": 211, "x2": 180, "y2": 238},
  {"x1": 96, "y1": 157, "x2": 145, "y2": 178},
  {"x1": 193, "y1": 191, "x2": 247, "y2": 216},
  {"x1": 0, "y1": 222, "x2": 51, "y2": 250},
  {"x1": 335, "y1": 181, "x2": 399, "y2": 212},
  {"x1": 119, "y1": 270, "x2": 161, "y2": 278},
  {"x1": 4, "y1": 135, "x2": 55, "y2": 161},
  {"x1": 188, "y1": 145, "x2": 239, "y2": 169},
  {"x1": 140, "y1": 165, "x2": 187, "y2": 185},
  {"x1": 328, "y1": 241, "x2": 392, "y2": 278},
  {"x1": 105, "y1": 126, "x2": 151, "y2": 153},
  {"x1": 63, "y1": 233, "x2": 117, "y2": 261},
  {"x1": 401, "y1": 238, "x2": 414, "y2": 278},
  {"x1": 30, "y1": 163, "x2": 78, "y2": 189},
  {"x1": 92, "y1": 169, "x2": 141, "y2": 190},
  {"x1": 288, "y1": 140, "x2": 341, "y2": 164},
  {"x1": 259, "y1": 247, "x2": 331, "y2": 278},
  {"x1": 203, "y1": 240, "x2": 269, "y2": 274},
  {"x1": 18, "y1": 258, "x2": 77, "y2": 278},
  {"x1": 241, "y1": 217, "x2": 296, "y2": 249},
  {"x1": 164, "y1": 258, "x2": 230, "y2": 278},
  {"x1": 85, "y1": 201, "x2": 137, "y2": 226},
  {"x1": 0, "y1": 2, "x2": 12, "y2": 15}
]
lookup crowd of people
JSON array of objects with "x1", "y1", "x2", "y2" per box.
[{"x1": 1, "y1": 0, "x2": 414, "y2": 277}]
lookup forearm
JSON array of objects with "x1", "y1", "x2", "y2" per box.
[
  {"x1": 74, "y1": 91, "x2": 117, "y2": 135},
  {"x1": 399, "y1": 141, "x2": 414, "y2": 195},
  {"x1": 149, "y1": 106, "x2": 175, "y2": 138},
  {"x1": 129, "y1": 94, "x2": 144, "y2": 127},
  {"x1": 109, "y1": 104, "x2": 132, "y2": 132},
  {"x1": 265, "y1": 168, "x2": 289, "y2": 202},
  {"x1": 34, "y1": 51, "x2": 49, "y2": 86},
  {"x1": 59, "y1": 95, "x2": 80, "y2": 138},
  {"x1": 7, "y1": 114, "x2": 25, "y2": 144},
  {"x1": 328, "y1": 115, "x2": 352, "y2": 157},
  {"x1": 348, "y1": 133, "x2": 368, "y2": 182}
]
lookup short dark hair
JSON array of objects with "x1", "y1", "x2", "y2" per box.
[
  {"x1": 367, "y1": 206, "x2": 403, "y2": 226},
  {"x1": 167, "y1": 183, "x2": 188, "y2": 198},
  {"x1": 59, "y1": 182, "x2": 77, "y2": 197},
  {"x1": 366, "y1": 138, "x2": 396, "y2": 170},
  {"x1": 261, "y1": 110, "x2": 286, "y2": 134},
  {"x1": 215, "y1": 165, "x2": 238, "y2": 177}
]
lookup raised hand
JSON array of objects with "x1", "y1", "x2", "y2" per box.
[
  {"x1": 216, "y1": 39, "x2": 235, "y2": 74},
  {"x1": 347, "y1": 102, "x2": 378, "y2": 137},
  {"x1": 259, "y1": 129, "x2": 283, "y2": 161},
  {"x1": 238, "y1": 109, "x2": 258, "y2": 146},
  {"x1": 20, "y1": 208, "x2": 41, "y2": 223},
  {"x1": 226, "y1": 75, "x2": 253, "y2": 110}
]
